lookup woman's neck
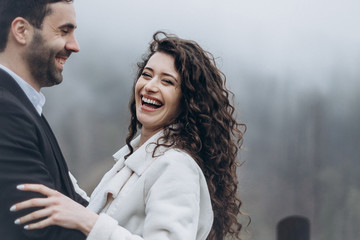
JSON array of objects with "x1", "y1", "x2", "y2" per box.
[{"x1": 139, "y1": 128, "x2": 162, "y2": 147}]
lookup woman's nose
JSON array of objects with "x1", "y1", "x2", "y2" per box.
[{"x1": 144, "y1": 78, "x2": 159, "y2": 92}]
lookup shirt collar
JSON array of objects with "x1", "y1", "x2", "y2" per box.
[{"x1": 0, "y1": 64, "x2": 46, "y2": 115}]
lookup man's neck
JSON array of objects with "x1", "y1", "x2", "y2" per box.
[{"x1": 0, "y1": 54, "x2": 41, "y2": 92}]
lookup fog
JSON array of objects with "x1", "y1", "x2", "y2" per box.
[{"x1": 43, "y1": 0, "x2": 360, "y2": 239}]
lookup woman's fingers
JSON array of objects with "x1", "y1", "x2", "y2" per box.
[
  {"x1": 16, "y1": 184, "x2": 58, "y2": 196},
  {"x1": 14, "y1": 207, "x2": 52, "y2": 225},
  {"x1": 10, "y1": 184, "x2": 61, "y2": 212},
  {"x1": 9, "y1": 183, "x2": 98, "y2": 235},
  {"x1": 24, "y1": 217, "x2": 53, "y2": 230},
  {"x1": 10, "y1": 197, "x2": 50, "y2": 212}
]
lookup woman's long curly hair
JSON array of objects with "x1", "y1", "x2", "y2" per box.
[{"x1": 125, "y1": 31, "x2": 247, "y2": 240}]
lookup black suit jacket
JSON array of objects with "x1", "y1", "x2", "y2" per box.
[{"x1": 0, "y1": 69, "x2": 88, "y2": 239}]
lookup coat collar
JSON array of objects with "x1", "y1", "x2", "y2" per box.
[
  {"x1": 88, "y1": 130, "x2": 168, "y2": 212},
  {"x1": 112, "y1": 129, "x2": 166, "y2": 176}
]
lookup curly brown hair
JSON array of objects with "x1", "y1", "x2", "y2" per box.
[{"x1": 126, "y1": 31, "x2": 247, "y2": 240}]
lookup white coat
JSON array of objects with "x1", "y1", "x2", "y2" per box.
[{"x1": 85, "y1": 130, "x2": 213, "y2": 240}]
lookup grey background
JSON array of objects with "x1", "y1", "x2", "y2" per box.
[{"x1": 42, "y1": 0, "x2": 360, "y2": 239}]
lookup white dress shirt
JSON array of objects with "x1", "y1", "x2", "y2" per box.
[{"x1": 0, "y1": 64, "x2": 45, "y2": 115}]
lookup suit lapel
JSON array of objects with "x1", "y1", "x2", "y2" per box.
[
  {"x1": 0, "y1": 69, "x2": 77, "y2": 199},
  {"x1": 40, "y1": 115, "x2": 77, "y2": 198}
]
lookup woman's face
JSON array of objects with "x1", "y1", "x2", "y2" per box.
[{"x1": 135, "y1": 52, "x2": 182, "y2": 134}]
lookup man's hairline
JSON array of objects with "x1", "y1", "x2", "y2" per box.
[{"x1": 38, "y1": 1, "x2": 74, "y2": 30}]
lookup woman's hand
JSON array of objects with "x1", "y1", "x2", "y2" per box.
[{"x1": 10, "y1": 184, "x2": 98, "y2": 236}]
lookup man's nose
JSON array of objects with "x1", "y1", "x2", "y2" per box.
[{"x1": 66, "y1": 34, "x2": 80, "y2": 53}]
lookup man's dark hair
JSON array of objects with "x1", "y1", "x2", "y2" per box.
[{"x1": 0, "y1": 0, "x2": 74, "y2": 52}]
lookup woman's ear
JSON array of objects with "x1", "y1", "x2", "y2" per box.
[{"x1": 10, "y1": 17, "x2": 32, "y2": 45}]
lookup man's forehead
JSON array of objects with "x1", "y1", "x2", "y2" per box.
[{"x1": 44, "y1": 2, "x2": 77, "y2": 27}]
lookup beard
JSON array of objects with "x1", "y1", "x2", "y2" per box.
[{"x1": 24, "y1": 30, "x2": 67, "y2": 88}]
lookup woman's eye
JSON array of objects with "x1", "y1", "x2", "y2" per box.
[
  {"x1": 163, "y1": 80, "x2": 174, "y2": 85},
  {"x1": 142, "y1": 72, "x2": 151, "y2": 78}
]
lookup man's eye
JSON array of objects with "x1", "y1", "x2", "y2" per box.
[{"x1": 61, "y1": 29, "x2": 69, "y2": 34}]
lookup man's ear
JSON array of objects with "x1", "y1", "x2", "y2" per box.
[{"x1": 10, "y1": 17, "x2": 32, "y2": 45}]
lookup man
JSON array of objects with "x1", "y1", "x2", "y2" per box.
[{"x1": 0, "y1": 0, "x2": 87, "y2": 239}]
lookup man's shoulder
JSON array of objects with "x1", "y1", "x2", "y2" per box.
[
  {"x1": 0, "y1": 70, "x2": 21, "y2": 103},
  {"x1": 0, "y1": 86, "x2": 38, "y2": 130},
  {"x1": 0, "y1": 86, "x2": 24, "y2": 112}
]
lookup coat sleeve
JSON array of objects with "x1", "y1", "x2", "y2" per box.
[
  {"x1": 0, "y1": 91, "x2": 86, "y2": 240},
  {"x1": 86, "y1": 151, "x2": 208, "y2": 240}
]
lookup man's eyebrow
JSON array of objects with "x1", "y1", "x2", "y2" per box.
[{"x1": 59, "y1": 23, "x2": 77, "y2": 29}]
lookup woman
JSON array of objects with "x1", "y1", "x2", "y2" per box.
[{"x1": 11, "y1": 31, "x2": 247, "y2": 240}]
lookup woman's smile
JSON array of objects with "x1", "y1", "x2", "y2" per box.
[{"x1": 141, "y1": 94, "x2": 163, "y2": 111}]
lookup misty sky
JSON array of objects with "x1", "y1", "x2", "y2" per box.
[{"x1": 71, "y1": 0, "x2": 360, "y2": 93}]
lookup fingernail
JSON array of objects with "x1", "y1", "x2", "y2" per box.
[
  {"x1": 14, "y1": 219, "x2": 20, "y2": 225},
  {"x1": 17, "y1": 185, "x2": 25, "y2": 190},
  {"x1": 24, "y1": 225, "x2": 29, "y2": 230},
  {"x1": 9, "y1": 205, "x2": 16, "y2": 212}
]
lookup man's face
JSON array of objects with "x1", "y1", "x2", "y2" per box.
[{"x1": 23, "y1": 1, "x2": 79, "y2": 88}]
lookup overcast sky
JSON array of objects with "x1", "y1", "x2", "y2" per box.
[{"x1": 70, "y1": 0, "x2": 360, "y2": 92}]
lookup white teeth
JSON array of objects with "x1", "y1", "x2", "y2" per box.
[
  {"x1": 56, "y1": 58, "x2": 65, "y2": 65},
  {"x1": 142, "y1": 97, "x2": 161, "y2": 106}
]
